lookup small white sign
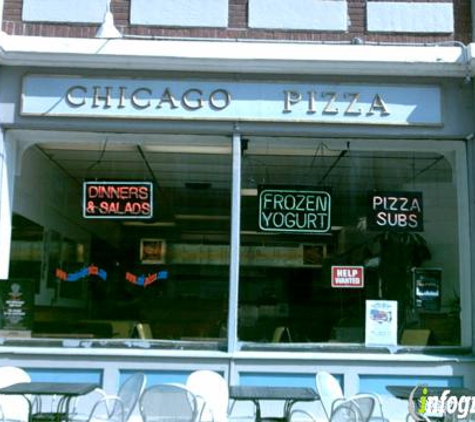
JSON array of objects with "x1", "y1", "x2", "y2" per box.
[{"x1": 365, "y1": 300, "x2": 398, "y2": 346}]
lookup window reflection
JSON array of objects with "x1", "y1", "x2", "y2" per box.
[
  {"x1": 239, "y1": 139, "x2": 460, "y2": 346},
  {"x1": 10, "y1": 136, "x2": 232, "y2": 345}
]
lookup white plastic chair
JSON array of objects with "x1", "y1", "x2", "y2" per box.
[
  {"x1": 316, "y1": 371, "x2": 387, "y2": 422},
  {"x1": 186, "y1": 370, "x2": 229, "y2": 422},
  {"x1": 329, "y1": 399, "x2": 366, "y2": 422},
  {"x1": 316, "y1": 371, "x2": 345, "y2": 420},
  {"x1": 139, "y1": 384, "x2": 199, "y2": 422},
  {"x1": 116, "y1": 373, "x2": 146, "y2": 422},
  {"x1": 80, "y1": 395, "x2": 125, "y2": 422},
  {"x1": 0, "y1": 366, "x2": 32, "y2": 422},
  {"x1": 70, "y1": 373, "x2": 146, "y2": 422},
  {"x1": 406, "y1": 413, "x2": 434, "y2": 422},
  {"x1": 290, "y1": 397, "x2": 367, "y2": 422}
]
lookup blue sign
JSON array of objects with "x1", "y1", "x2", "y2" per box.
[{"x1": 22, "y1": 75, "x2": 442, "y2": 126}]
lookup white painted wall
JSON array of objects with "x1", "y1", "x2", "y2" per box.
[
  {"x1": 367, "y1": 2, "x2": 454, "y2": 33},
  {"x1": 13, "y1": 144, "x2": 120, "y2": 246},
  {"x1": 130, "y1": 0, "x2": 229, "y2": 28},
  {"x1": 23, "y1": 0, "x2": 105, "y2": 23},
  {"x1": 248, "y1": 0, "x2": 348, "y2": 31}
]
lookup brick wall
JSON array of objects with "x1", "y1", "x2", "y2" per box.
[{"x1": 2, "y1": 0, "x2": 472, "y2": 44}]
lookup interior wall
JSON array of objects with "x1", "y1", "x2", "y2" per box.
[
  {"x1": 0, "y1": 131, "x2": 14, "y2": 278},
  {"x1": 13, "y1": 144, "x2": 120, "y2": 246},
  {"x1": 408, "y1": 182, "x2": 459, "y2": 310}
]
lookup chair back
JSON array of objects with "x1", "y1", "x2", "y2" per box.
[
  {"x1": 330, "y1": 400, "x2": 365, "y2": 422},
  {"x1": 272, "y1": 327, "x2": 292, "y2": 343},
  {"x1": 316, "y1": 371, "x2": 344, "y2": 419},
  {"x1": 140, "y1": 384, "x2": 199, "y2": 422},
  {"x1": 186, "y1": 370, "x2": 228, "y2": 422},
  {"x1": 350, "y1": 396, "x2": 376, "y2": 422},
  {"x1": 0, "y1": 366, "x2": 31, "y2": 421},
  {"x1": 118, "y1": 373, "x2": 146, "y2": 422},
  {"x1": 0, "y1": 366, "x2": 31, "y2": 387},
  {"x1": 88, "y1": 394, "x2": 126, "y2": 422}
]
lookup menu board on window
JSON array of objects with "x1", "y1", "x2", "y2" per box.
[{"x1": 0, "y1": 279, "x2": 34, "y2": 336}]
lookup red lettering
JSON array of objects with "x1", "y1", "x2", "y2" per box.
[
  {"x1": 128, "y1": 187, "x2": 138, "y2": 199},
  {"x1": 109, "y1": 202, "x2": 119, "y2": 213},
  {"x1": 141, "y1": 203, "x2": 151, "y2": 215},
  {"x1": 88, "y1": 186, "x2": 99, "y2": 198},
  {"x1": 139, "y1": 187, "x2": 149, "y2": 200},
  {"x1": 99, "y1": 202, "x2": 108, "y2": 213}
]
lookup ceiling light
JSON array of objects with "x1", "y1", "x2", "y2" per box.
[
  {"x1": 175, "y1": 214, "x2": 230, "y2": 221},
  {"x1": 142, "y1": 145, "x2": 231, "y2": 154},
  {"x1": 241, "y1": 188, "x2": 258, "y2": 196},
  {"x1": 122, "y1": 221, "x2": 176, "y2": 227},
  {"x1": 185, "y1": 182, "x2": 212, "y2": 190}
]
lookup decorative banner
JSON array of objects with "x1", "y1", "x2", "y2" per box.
[
  {"x1": 331, "y1": 265, "x2": 364, "y2": 288},
  {"x1": 83, "y1": 181, "x2": 153, "y2": 219},
  {"x1": 368, "y1": 191, "x2": 423, "y2": 232},
  {"x1": 258, "y1": 186, "x2": 331, "y2": 233},
  {"x1": 56, "y1": 265, "x2": 107, "y2": 282},
  {"x1": 126, "y1": 270, "x2": 168, "y2": 287}
]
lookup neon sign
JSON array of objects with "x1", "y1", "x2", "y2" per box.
[
  {"x1": 83, "y1": 181, "x2": 153, "y2": 219},
  {"x1": 258, "y1": 186, "x2": 331, "y2": 234}
]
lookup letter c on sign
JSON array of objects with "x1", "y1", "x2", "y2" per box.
[
  {"x1": 131, "y1": 88, "x2": 152, "y2": 109},
  {"x1": 66, "y1": 86, "x2": 87, "y2": 107}
]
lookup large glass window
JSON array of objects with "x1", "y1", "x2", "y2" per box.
[
  {"x1": 7, "y1": 134, "x2": 469, "y2": 349},
  {"x1": 239, "y1": 138, "x2": 466, "y2": 347},
  {"x1": 9, "y1": 135, "x2": 232, "y2": 345}
]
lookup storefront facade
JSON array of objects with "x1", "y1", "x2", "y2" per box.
[{"x1": 1, "y1": 1, "x2": 475, "y2": 420}]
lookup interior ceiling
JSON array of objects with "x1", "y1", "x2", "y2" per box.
[{"x1": 31, "y1": 133, "x2": 451, "y2": 238}]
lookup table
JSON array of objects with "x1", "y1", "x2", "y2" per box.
[
  {"x1": 229, "y1": 385, "x2": 319, "y2": 422},
  {"x1": 0, "y1": 382, "x2": 100, "y2": 422}
]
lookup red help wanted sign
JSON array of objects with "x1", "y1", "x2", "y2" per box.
[{"x1": 331, "y1": 266, "x2": 364, "y2": 288}]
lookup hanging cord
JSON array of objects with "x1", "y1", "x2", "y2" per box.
[
  {"x1": 241, "y1": 138, "x2": 273, "y2": 187},
  {"x1": 244, "y1": 154, "x2": 270, "y2": 186},
  {"x1": 405, "y1": 155, "x2": 444, "y2": 185},
  {"x1": 300, "y1": 142, "x2": 325, "y2": 183},
  {"x1": 300, "y1": 142, "x2": 350, "y2": 185},
  {"x1": 317, "y1": 142, "x2": 349, "y2": 185},
  {"x1": 136, "y1": 145, "x2": 163, "y2": 192},
  {"x1": 86, "y1": 139, "x2": 109, "y2": 174}
]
